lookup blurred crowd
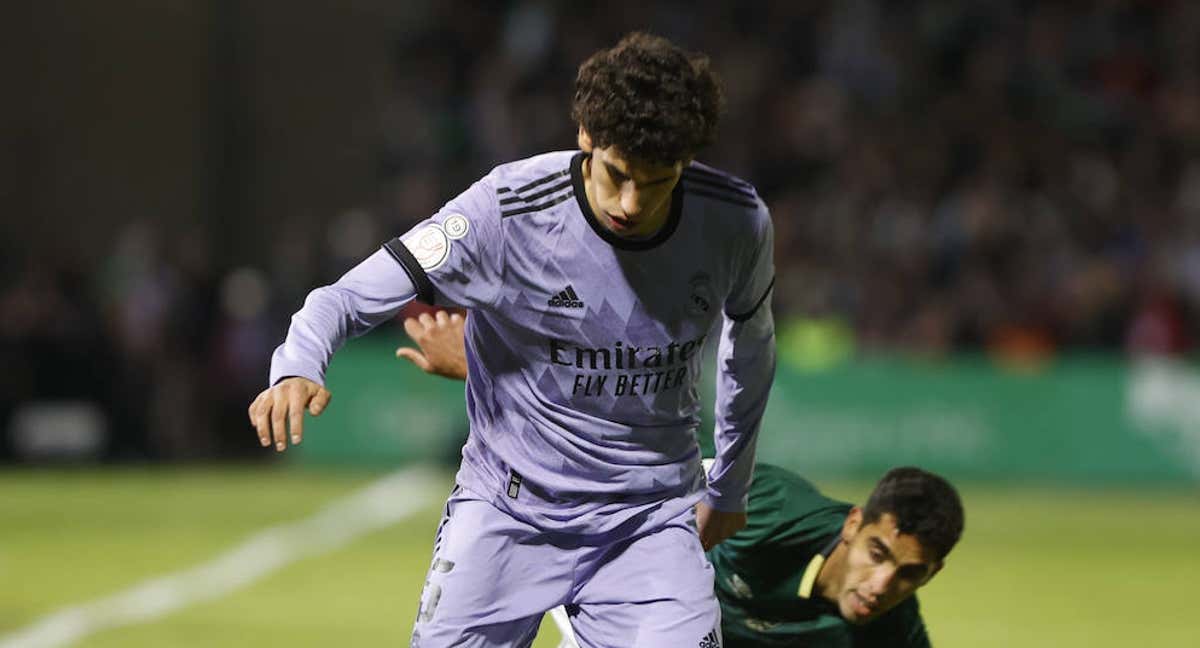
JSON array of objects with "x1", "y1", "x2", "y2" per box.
[{"x1": 4, "y1": 0, "x2": 1199, "y2": 460}]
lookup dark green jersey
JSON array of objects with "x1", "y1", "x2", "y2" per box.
[{"x1": 708, "y1": 463, "x2": 931, "y2": 648}]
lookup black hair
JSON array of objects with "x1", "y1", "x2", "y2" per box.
[
  {"x1": 571, "y1": 32, "x2": 723, "y2": 166},
  {"x1": 862, "y1": 467, "x2": 965, "y2": 562}
]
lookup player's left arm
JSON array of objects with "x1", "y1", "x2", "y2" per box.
[{"x1": 699, "y1": 205, "x2": 776, "y2": 551}]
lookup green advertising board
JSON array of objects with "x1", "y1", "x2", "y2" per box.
[
  {"x1": 290, "y1": 335, "x2": 471, "y2": 467},
  {"x1": 758, "y1": 355, "x2": 1200, "y2": 483},
  {"x1": 296, "y1": 334, "x2": 1200, "y2": 484}
]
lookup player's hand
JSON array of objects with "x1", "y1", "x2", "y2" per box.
[
  {"x1": 247, "y1": 377, "x2": 332, "y2": 452},
  {"x1": 695, "y1": 501, "x2": 747, "y2": 551},
  {"x1": 395, "y1": 310, "x2": 469, "y2": 381}
]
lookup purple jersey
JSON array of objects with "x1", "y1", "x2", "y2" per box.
[{"x1": 272, "y1": 150, "x2": 775, "y2": 534}]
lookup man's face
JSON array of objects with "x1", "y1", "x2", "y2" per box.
[
  {"x1": 584, "y1": 144, "x2": 683, "y2": 239},
  {"x1": 834, "y1": 509, "x2": 940, "y2": 624}
]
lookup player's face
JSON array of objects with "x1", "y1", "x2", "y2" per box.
[
  {"x1": 835, "y1": 509, "x2": 940, "y2": 625},
  {"x1": 584, "y1": 145, "x2": 683, "y2": 239}
]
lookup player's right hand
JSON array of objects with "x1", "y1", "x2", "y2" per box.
[{"x1": 247, "y1": 377, "x2": 332, "y2": 452}]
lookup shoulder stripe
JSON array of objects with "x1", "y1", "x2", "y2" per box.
[
  {"x1": 681, "y1": 173, "x2": 756, "y2": 199},
  {"x1": 500, "y1": 190, "x2": 575, "y2": 218},
  {"x1": 498, "y1": 178, "x2": 573, "y2": 205},
  {"x1": 684, "y1": 185, "x2": 760, "y2": 209},
  {"x1": 683, "y1": 166, "x2": 753, "y2": 189},
  {"x1": 382, "y1": 237, "x2": 435, "y2": 304},
  {"x1": 516, "y1": 168, "x2": 570, "y2": 194},
  {"x1": 727, "y1": 277, "x2": 774, "y2": 322},
  {"x1": 497, "y1": 187, "x2": 511, "y2": 193}
]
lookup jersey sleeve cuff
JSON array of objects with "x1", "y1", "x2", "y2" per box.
[
  {"x1": 704, "y1": 490, "x2": 749, "y2": 513},
  {"x1": 269, "y1": 347, "x2": 326, "y2": 388}
]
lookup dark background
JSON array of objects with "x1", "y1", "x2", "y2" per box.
[{"x1": 2, "y1": 0, "x2": 1198, "y2": 461}]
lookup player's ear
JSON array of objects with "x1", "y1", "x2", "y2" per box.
[
  {"x1": 842, "y1": 506, "x2": 863, "y2": 543},
  {"x1": 577, "y1": 126, "x2": 594, "y2": 153}
]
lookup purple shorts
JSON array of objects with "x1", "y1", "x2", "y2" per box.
[{"x1": 411, "y1": 486, "x2": 722, "y2": 647}]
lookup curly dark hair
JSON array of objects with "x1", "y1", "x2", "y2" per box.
[
  {"x1": 571, "y1": 32, "x2": 723, "y2": 165},
  {"x1": 862, "y1": 466, "x2": 965, "y2": 562}
]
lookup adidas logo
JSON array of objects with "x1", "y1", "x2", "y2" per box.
[
  {"x1": 548, "y1": 285, "x2": 585, "y2": 309},
  {"x1": 698, "y1": 629, "x2": 721, "y2": 648}
]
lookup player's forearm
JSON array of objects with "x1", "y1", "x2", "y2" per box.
[
  {"x1": 707, "y1": 306, "x2": 776, "y2": 511},
  {"x1": 269, "y1": 248, "x2": 417, "y2": 386}
]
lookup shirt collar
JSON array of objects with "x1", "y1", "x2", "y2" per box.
[
  {"x1": 570, "y1": 152, "x2": 684, "y2": 251},
  {"x1": 797, "y1": 534, "x2": 842, "y2": 599}
]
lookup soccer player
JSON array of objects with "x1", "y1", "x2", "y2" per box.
[
  {"x1": 248, "y1": 32, "x2": 775, "y2": 647},
  {"x1": 709, "y1": 463, "x2": 962, "y2": 647},
  {"x1": 398, "y1": 313, "x2": 965, "y2": 648}
]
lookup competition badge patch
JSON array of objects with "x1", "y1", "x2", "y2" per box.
[
  {"x1": 443, "y1": 213, "x2": 469, "y2": 240},
  {"x1": 404, "y1": 225, "x2": 450, "y2": 271}
]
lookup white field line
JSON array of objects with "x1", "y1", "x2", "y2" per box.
[
  {"x1": 0, "y1": 467, "x2": 443, "y2": 648},
  {"x1": 549, "y1": 605, "x2": 580, "y2": 648}
]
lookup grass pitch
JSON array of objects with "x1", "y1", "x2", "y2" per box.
[{"x1": 1, "y1": 466, "x2": 1196, "y2": 647}]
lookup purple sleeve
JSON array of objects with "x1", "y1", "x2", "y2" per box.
[
  {"x1": 382, "y1": 176, "x2": 504, "y2": 309},
  {"x1": 705, "y1": 210, "x2": 776, "y2": 512},
  {"x1": 268, "y1": 176, "x2": 500, "y2": 388},
  {"x1": 268, "y1": 249, "x2": 416, "y2": 387}
]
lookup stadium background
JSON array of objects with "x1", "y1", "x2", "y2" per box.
[{"x1": 2, "y1": 1, "x2": 1198, "y2": 646}]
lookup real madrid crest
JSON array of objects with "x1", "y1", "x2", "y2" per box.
[{"x1": 687, "y1": 273, "x2": 715, "y2": 317}]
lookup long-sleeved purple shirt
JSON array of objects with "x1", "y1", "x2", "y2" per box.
[{"x1": 272, "y1": 151, "x2": 776, "y2": 534}]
